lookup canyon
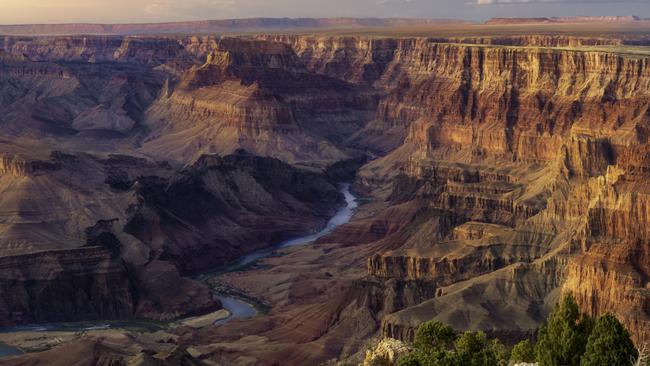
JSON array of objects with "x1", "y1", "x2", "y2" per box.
[{"x1": 0, "y1": 22, "x2": 648, "y2": 365}]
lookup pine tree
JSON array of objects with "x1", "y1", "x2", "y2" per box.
[
  {"x1": 452, "y1": 331, "x2": 504, "y2": 366},
  {"x1": 535, "y1": 293, "x2": 594, "y2": 366},
  {"x1": 413, "y1": 320, "x2": 456, "y2": 352},
  {"x1": 580, "y1": 313, "x2": 637, "y2": 366},
  {"x1": 511, "y1": 339, "x2": 535, "y2": 364},
  {"x1": 398, "y1": 320, "x2": 457, "y2": 366},
  {"x1": 397, "y1": 352, "x2": 425, "y2": 366}
]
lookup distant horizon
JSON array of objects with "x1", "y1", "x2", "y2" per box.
[
  {"x1": 2, "y1": 0, "x2": 650, "y2": 25},
  {"x1": 0, "y1": 14, "x2": 647, "y2": 27},
  {"x1": 1, "y1": 17, "x2": 466, "y2": 27}
]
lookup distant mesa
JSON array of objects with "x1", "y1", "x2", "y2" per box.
[
  {"x1": 0, "y1": 17, "x2": 468, "y2": 36},
  {"x1": 2, "y1": 16, "x2": 646, "y2": 36},
  {"x1": 486, "y1": 16, "x2": 647, "y2": 25}
]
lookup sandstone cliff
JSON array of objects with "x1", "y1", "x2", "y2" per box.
[
  {"x1": 142, "y1": 37, "x2": 377, "y2": 165},
  {"x1": 338, "y1": 38, "x2": 650, "y2": 345},
  {"x1": 250, "y1": 34, "x2": 650, "y2": 346}
]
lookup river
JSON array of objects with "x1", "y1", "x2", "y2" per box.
[
  {"x1": 214, "y1": 183, "x2": 358, "y2": 325},
  {"x1": 0, "y1": 343, "x2": 22, "y2": 358},
  {"x1": 235, "y1": 183, "x2": 358, "y2": 268},
  {"x1": 0, "y1": 183, "x2": 358, "y2": 355}
]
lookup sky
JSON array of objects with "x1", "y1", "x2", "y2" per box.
[{"x1": 1, "y1": 0, "x2": 649, "y2": 24}]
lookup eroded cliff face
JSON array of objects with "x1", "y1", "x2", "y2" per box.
[
  {"x1": 1, "y1": 36, "x2": 197, "y2": 66},
  {"x1": 561, "y1": 166, "x2": 650, "y2": 344},
  {"x1": 124, "y1": 151, "x2": 344, "y2": 274},
  {"x1": 0, "y1": 150, "x2": 212, "y2": 323},
  {"x1": 0, "y1": 247, "x2": 134, "y2": 325},
  {"x1": 142, "y1": 37, "x2": 378, "y2": 164},
  {"x1": 325, "y1": 38, "x2": 650, "y2": 345},
  {"x1": 0, "y1": 44, "x2": 169, "y2": 146},
  {"x1": 262, "y1": 35, "x2": 649, "y2": 156},
  {"x1": 0, "y1": 146, "x2": 344, "y2": 325},
  {"x1": 0, "y1": 34, "x2": 358, "y2": 327},
  {"x1": 229, "y1": 35, "x2": 650, "y2": 347}
]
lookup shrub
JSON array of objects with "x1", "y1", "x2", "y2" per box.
[
  {"x1": 414, "y1": 320, "x2": 456, "y2": 353},
  {"x1": 453, "y1": 331, "x2": 504, "y2": 366},
  {"x1": 396, "y1": 352, "x2": 424, "y2": 366},
  {"x1": 511, "y1": 339, "x2": 535, "y2": 364},
  {"x1": 535, "y1": 294, "x2": 593, "y2": 366}
]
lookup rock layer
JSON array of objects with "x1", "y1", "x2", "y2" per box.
[
  {"x1": 0, "y1": 147, "x2": 344, "y2": 325},
  {"x1": 340, "y1": 38, "x2": 650, "y2": 345},
  {"x1": 0, "y1": 247, "x2": 134, "y2": 325},
  {"x1": 142, "y1": 37, "x2": 377, "y2": 164}
]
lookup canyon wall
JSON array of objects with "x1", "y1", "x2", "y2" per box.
[
  {"x1": 142, "y1": 37, "x2": 378, "y2": 164},
  {"x1": 0, "y1": 247, "x2": 134, "y2": 325},
  {"x1": 186, "y1": 35, "x2": 649, "y2": 363},
  {"x1": 260, "y1": 36, "x2": 650, "y2": 345},
  {"x1": 0, "y1": 147, "x2": 345, "y2": 325},
  {"x1": 124, "y1": 152, "x2": 345, "y2": 275}
]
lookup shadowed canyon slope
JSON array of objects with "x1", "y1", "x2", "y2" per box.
[
  {"x1": 0, "y1": 26, "x2": 649, "y2": 365},
  {"x1": 0, "y1": 150, "x2": 343, "y2": 324}
]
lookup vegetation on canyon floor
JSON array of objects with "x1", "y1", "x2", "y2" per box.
[{"x1": 390, "y1": 294, "x2": 641, "y2": 366}]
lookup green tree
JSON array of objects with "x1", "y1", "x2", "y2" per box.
[
  {"x1": 397, "y1": 348, "x2": 453, "y2": 366},
  {"x1": 396, "y1": 350, "x2": 444, "y2": 366},
  {"x1": 580, "y1": 313, "x2": 637, "y2": 366},
  {"x1": 398, "y1": 320, "x2": 457, "y2": 366},
  {"x1": 414, "y1": 320, "x2": 457, "y2": 352},
  {"x1": 490, "y1": 339, "x2": 508, "y2": 366},
  {"x1": 535, "y1": 293, "x2": 593, "y2": 366},
  {"x1": 452, "y1": 331, "x2": 503, "y2": 366},
  {"x1": 511, "y1": 339, "x2": 535, "y2": 363},
  {"x1": 397, "y1": 352, "x2": 425, "y2": 366}
]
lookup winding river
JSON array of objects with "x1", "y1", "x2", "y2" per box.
[
  {"x1": 0, "y1": 183, "x2": 358, "y2": 356},
  {"x1": 0, "y1": 343, "x2": 22, "y2": 358},
  {"x1": 214, "y1": 183, "x2": 358, "y2": 325},
  {"x1": 234, "y1": 183, "x2": 357, "y2": 268}
]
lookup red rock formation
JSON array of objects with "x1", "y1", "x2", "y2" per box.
[
  {"x1": 168, "y1": 34, "x2": 650, "y2": 350},
  {"x1": 143, "y1": 37, "x2": 377, "y2": 164},
  {"x1": 304, "y1": 36, "x2": 650, "y2": 346}
]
